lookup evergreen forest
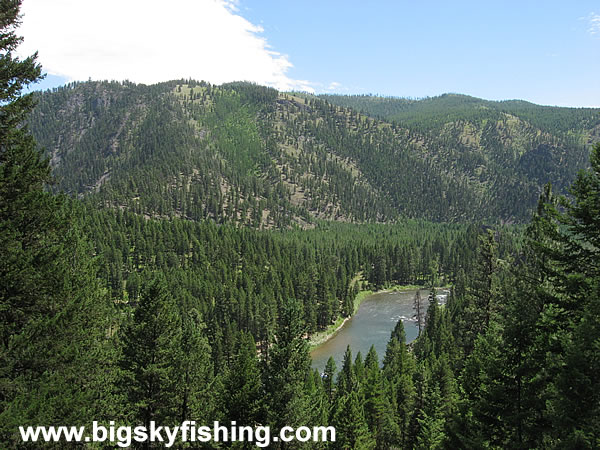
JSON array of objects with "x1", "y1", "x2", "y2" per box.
[{"x1": 1, "y1": 1, "x2": 599, "y2": 448}]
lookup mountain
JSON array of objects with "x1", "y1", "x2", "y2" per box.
[
  {"x1": 318, "y1": 93, "x2": 600, "y2": 136},
  {"x1": 318, "y1": 92, "x2": 600, "y2": 210},
  {"x1": 29, "y1": 81, "x2": 600, "y2": 225}
]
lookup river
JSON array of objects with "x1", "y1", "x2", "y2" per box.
[{"x1": 310, "y1": 288, "x2": 449, "y2": 373}]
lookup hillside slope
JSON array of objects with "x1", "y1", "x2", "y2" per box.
[{"x1": 29, "y1": 82, "x2": 600, "y2": 225}]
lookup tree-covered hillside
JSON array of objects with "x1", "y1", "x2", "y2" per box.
[
  {"x1": 321, "y1": 92, "x2": 600, "y2": 213},
  {"x1": 29, "y1": 81, "x2": 600, "y2": 225},
  {"x1": 319, "y1": 93, "x2": 600, "y2": 136}
]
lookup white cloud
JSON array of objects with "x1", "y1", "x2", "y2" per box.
[
  {"x1": 17, "y1": 0, "x2": 312, "y2": 91},
  {"x1": 587, "y1": 12, "x2": 600, "y2": 35}
]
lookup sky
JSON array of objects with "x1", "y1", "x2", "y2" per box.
[{"x1": 18, "y1": 0, "x2": 600, "y2": 107}]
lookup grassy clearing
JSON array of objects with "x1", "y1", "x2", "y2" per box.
[
  {"x1": 386, "y1": 283, "x2": 453, "y2": 292},
  {"x1": 352, "y1": 289, "x2": 373, "y2": 313}
]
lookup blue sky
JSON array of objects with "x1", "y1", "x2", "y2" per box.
[{"x1": 22, "y1": 0, "x2": 600, "y2": 107}]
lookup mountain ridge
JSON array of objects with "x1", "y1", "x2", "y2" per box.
[{"x1": 28, "y1": 80, "x2": 600, "y2": 226}]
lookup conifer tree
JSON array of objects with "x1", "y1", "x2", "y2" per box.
[
  {"x1": 413, "y1": 290, "x2": 424, "y2": 337},
  {"x1": 526, "y1": 144, "x2": 600, "y2": 445},
  {"x1": 222, "y1": 331, "x2": 264, "y2": 426},
  {"x1": 331, "y1": 391, "x2": 376, "y2": 450},
  {"x1": 0, "y1": 218, "x2": 118, "y2": 440},
  {"x1": 176, "y1": 308, "x2": 215, "y2": 425},
  {"x1": 304, "y1": 369, "x2": 329, "y2": 448},
  {"x1": 0, "y1": 0, "x2": 47, "y2": 355},
  {"x1": 119, "y1": 274, "x2": 181, "y2": 428},
  {"x1": 382, "y1": 320, "x2": 416, "y2": 448},
  {"x1": 416, "y1": 382, "x2": 447, "y2": 450},
  {"x1": 0, "y1": 0, "x2": 116, "y2": 442},
  {"x1": 265, "y1": 298, "x2": 312, "y2": 436},
  {"x1": 552, "y1": 282, "x2": 600, "y2": 446},
  {"x1": 363, "y1": 345, "x2": 400, "y2": 448},
  {"x1": 323, "y1": 356, "x2": 337, "y2": 405},
  {"x1": 336, "y1": 345, "x2": 355, "y2": 396}
]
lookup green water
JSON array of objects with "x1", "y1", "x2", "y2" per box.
[{"x1": 310, "y1": 289, "x2": 447, "y2": 373}]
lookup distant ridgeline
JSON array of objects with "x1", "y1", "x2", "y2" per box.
[{"x1": 29, "y1": 80, "x2": 600, "y2": 225}]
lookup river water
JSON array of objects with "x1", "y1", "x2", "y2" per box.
[{"x1": 310, "y1": 289, "x2": 448, "y2": 373}]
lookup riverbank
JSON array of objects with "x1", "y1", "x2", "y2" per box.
[
  {"x1": 387, "y1": 284, "x2": 452, "y2": 292},
  {"x1": 308, "y1": 283, "x2": 452, "y2": 350},
  {"x1": 308, "y1": 289, "x2": 373, "y2": 349}
]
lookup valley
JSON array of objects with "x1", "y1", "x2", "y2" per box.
[
  {"x1": 3, "y1": 0, "x2": 600, "y2": 446},
  {"x1": 4, "y1": 77, "x2": 600, "y2": 448}
]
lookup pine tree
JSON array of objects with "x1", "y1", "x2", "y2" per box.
[
  {"x1": 452, "y1": 145, "x2": 600, "y2": 447},
  {"x1": 552, "y1": 281, "x2": 600, "y2": 446},
  {"x1": 382, "y1": 320, "x2": 416, "y2": 448},
  {"x1": 176, "y1": 308, "x2": 215, "y2": 425},
  {"x1": 462, "y1": 229, "x2": 499, "y2": 354},
  {"x1": 304, "y1": 369, "x2": 329, "y2": 449},
  {"x1": 372, "y1": 254, "x2": 386, "y2": 289},
  {"x1": 265, "y1": 298, "x2": 312, "y2": 436},
  {"x1": 416, "y1": 383, "x2": 447, "y2": 450},
  {"x1": 222, "y1": 331, "x2": 264, "y2": 426},
  {"x1": 323, "y1": 356, "x2": 337, "y2": 405},
  {"x1": 363, "y1": 345, "x2": 400, "y2": 448},
  {"x1": 119, "y1": 274, "x2": 181, "y2": 428},
  {"x1": 413, "y1": 290, "x2": 424, "y2": 337},
  {"x1": 0, "y1": 218, "x2": 119, "y2": 441},
  {"x1": 0, "y1": 1, "x2": 42, "y2": 146},
  {"x1": 529, "y1": 145, "x2": 600, "y2": 445},
  {"x1": 0, "y1": 1, "x2": 117, "y2": 442},
  {"x1": 0, "y1": 0, "x2": 47, "y2": 355},
  {"x1": 331, "y1": 391, "x2": 376, "y2": 450},
  {"x1": 336, "y1": 345, "x2": 355, "y2": 396}
]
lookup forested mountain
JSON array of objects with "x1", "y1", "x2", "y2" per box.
[
  {"x1": 320, "y1": 92, "x2": 600, "y2": 215},
  {"x1": 319, "y1": 93, "x2": 600, "y2": 136},
  {"x1": 29, "y1": 81, "x2": 600, "y2": 225}
]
